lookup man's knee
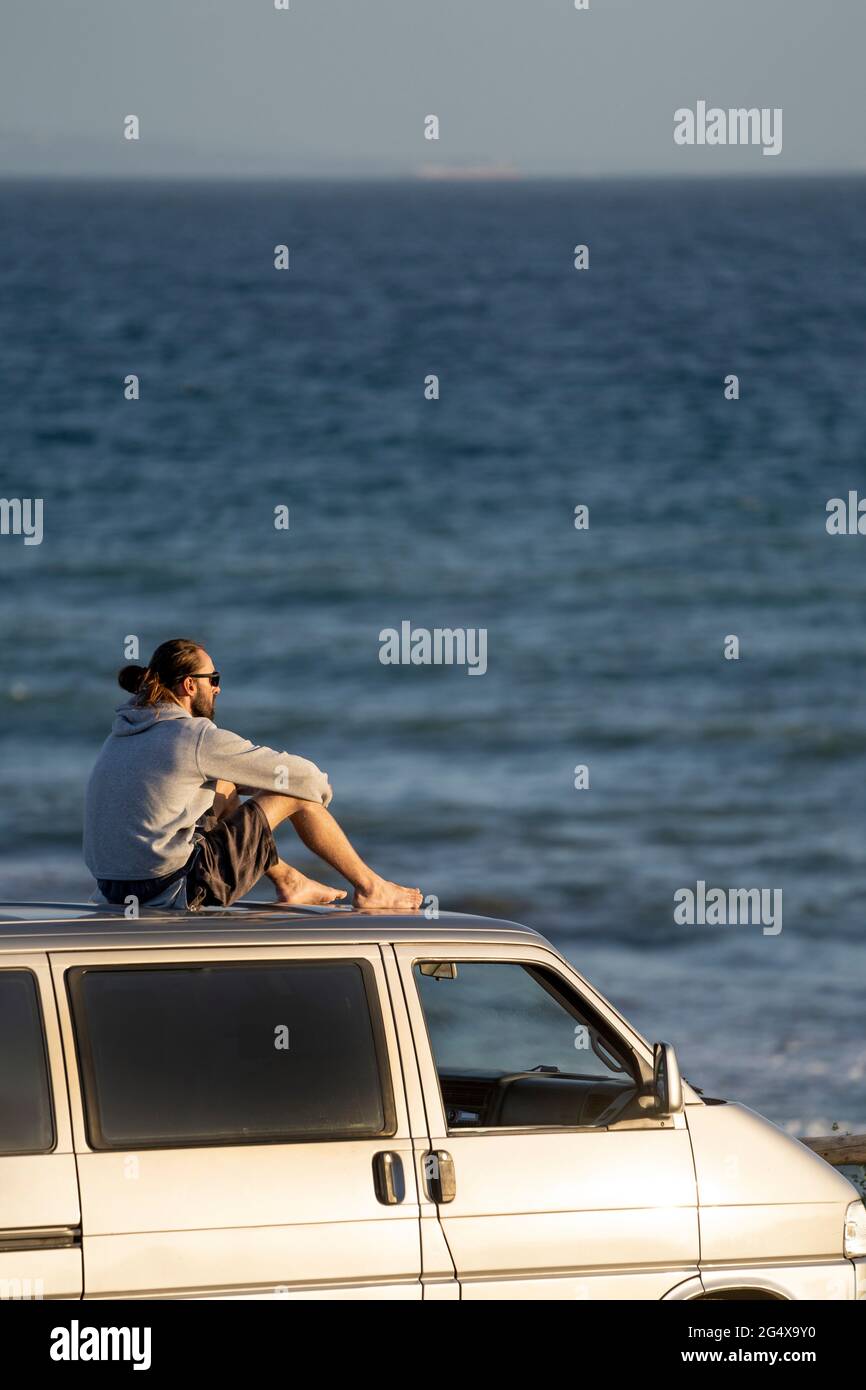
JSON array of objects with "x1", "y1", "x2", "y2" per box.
[{"x1": 212, "y1": 780, "x2": 241, "y2": 820}]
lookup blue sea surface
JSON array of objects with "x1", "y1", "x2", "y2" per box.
[{"x1": 1, "y1": 177, "x2": 865, "y2": 1133}]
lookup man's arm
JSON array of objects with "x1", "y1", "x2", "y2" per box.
[{"x1": 196, "y1": 724, "x2": 332, "y2": 806}]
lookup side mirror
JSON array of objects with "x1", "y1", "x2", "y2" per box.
[{"x1": 652, "y1": 1042, "x2": 684, "y2": 1116}]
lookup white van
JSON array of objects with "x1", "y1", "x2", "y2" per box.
[{"x1": 1, "y1": 902, "x2": 863, "y2": 1301}]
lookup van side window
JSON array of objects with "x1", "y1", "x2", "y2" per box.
[
  {"x1": 68, "y1": 961, "x2": 394, "y2": 1150},
  {"x1": 414, "y1": 961, "x2": 640, "y2": 1130},
  {"x1": 0, "y1": 971, "x2": 54, "y2": 1153}
]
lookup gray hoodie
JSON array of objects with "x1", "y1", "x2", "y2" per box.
[{"x1": 83, "y1": 700, "x2": 332, "y2": 881}]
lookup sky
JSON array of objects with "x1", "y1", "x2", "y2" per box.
[{"x1": 0, "y1": 0, "x2": 863, "y2": 178}]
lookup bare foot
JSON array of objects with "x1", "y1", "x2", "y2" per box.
[
  {"x1": 270, "y1": 868, "x2": 348, "y2": 906},
  {"x1": 353, "y1": 877, "x2": 423, "y2": 912}
]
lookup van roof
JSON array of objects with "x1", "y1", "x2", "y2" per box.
[{"x1": 0, "y1": 901, "x2": 546, "y2": 953}]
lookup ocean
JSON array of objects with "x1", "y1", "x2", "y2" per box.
[{"x1": 1, "y1": 176, "x2": 865, "y2": 1134}]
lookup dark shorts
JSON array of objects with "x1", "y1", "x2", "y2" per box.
[{"x1": 97, "y1": 801, "x2": 279, "y2": 911}]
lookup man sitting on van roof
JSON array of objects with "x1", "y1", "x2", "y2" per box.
[{"x1": 83, "y1": 638, "x2": 423, "y2": 913}]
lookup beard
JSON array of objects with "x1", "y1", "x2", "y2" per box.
[{"x1": 191, "y1": 687, "x2": 216, "y2": 720}]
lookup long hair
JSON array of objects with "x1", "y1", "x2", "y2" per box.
[{"x1": 118, "y1": 638, "x2": 204, "y2": 706}]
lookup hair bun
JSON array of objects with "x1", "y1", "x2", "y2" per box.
[{"x1": 117, "y1": 663, "x2": 146, "y2": 693}]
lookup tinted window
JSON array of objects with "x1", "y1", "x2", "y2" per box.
[
  {"x1": 0, "y1": 971, "x2": 54, "y2": 1153},
  {"x1": 70, "y1": 961, "x2": 393, "y2": 1149}
]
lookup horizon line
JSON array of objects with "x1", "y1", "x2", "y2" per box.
[{"x1": 1, "y1": 168, "x2": 865, "y2": 184}]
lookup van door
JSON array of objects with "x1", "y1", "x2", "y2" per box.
[
  {"x1": 50, "y1": 944, "x2": 422, "y2": 1299},
  {"x1": 393, "y1": 941, "x2": 700, "y2": 1299},
  {"x1": 0, "y1": 955, "x2": 82, "y2": 1300}
]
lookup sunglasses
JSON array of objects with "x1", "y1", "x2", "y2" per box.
[{"x1": 189, "y1": 672, "x2": 221, "y2": 688}]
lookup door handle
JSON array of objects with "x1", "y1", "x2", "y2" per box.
[
  {"x1": 424, "y1": 1150, "x2": 456, "y2": 1204},
  {"x1": 372, "y1": 1151, "x2": 406, "y2": 1205}
]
